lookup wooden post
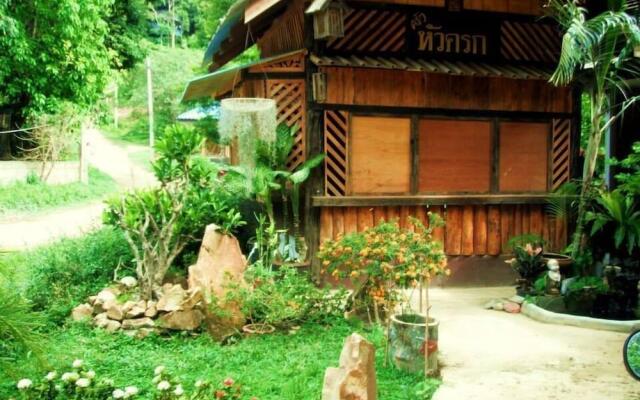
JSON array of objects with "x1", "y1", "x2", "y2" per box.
[
  {"x1": 424, "y1": 277, "x2": 430, "y2": 378},
  {"x1": 146, "y1": 57, "x2": 155, "y2": 148}
]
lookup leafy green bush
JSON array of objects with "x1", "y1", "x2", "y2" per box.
[
  {"x1": 22, "y1": 228, "x2": 134, "y2": 325},
  {"x1": 104, "y1": 124, "x2": 245, "y2": 299},
  {"x1": 235, "y1": 265, "x2": 347, "y2": 329}
]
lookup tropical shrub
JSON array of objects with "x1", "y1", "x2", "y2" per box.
[
  {"x1": 11, "y1": 360, "x2": 254, "y2": 400},
  {"x1": 505, "y1": 234, "x2": 545, "y2": 282},
  {"x1": 547, "y1": 0, "x2": 640, "y2": 258},
  {"x1": 234, "y1": 265, "x2": 347, "y2": 329},
  {"x1": 104, "y1": 124, "x2": 245, "y2": 300},
  {"x1": 23, "y1": 228, "x2": 134, "y2": 325},
  {"x1": 585, "y1": 190, "x2": 640, "y2": 255},
  {"x1": 0, "y1": 278, "x2": 45, "y2": 374},
  {"x1": 318, "y1": 215, "x2": 449, "y2": 322}
]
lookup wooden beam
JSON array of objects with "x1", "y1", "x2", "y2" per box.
[{"x1": 312, "y1": 194, "x2": 555, "y2": 207}]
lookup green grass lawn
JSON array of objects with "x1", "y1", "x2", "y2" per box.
[
  {"x1": 0, "y1": 168, "x2": 118, "y2": 216},
  {"x1": 0, "y1": 320, "x2": 439, "y2": 399}
]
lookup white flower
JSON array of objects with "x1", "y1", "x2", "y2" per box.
[
  {"x1": 195, "y1": 380, "x2": 204, "y2": 388},
  {"x1": 174, "y1": 384, "x2": 184, "y2": 396},
  {"x1": 152, "y1": 375, "x2": 161, "y2": 384},
  {"x1": 72, "y1": 359, "x2": 84, "y2": 369},
  {"x1": 76, "y1": 378, "x2": 91, "y2": 388},
  {"x1": 157, "y1": 380, "x2": 171, "y2": 391},
  {"x1": 85, "y1": 370, "x2": 96, "y2": 379},
  {"x1": 125, "y1": 386, "x2": 139, "y2": 396},
  {"x1": 61, "y1": 372, "x2": 80, "y2": 382},
  {"x1": 45, "y1": 371, "x2": 57, "y2": 381},
  {"x1": 112, "y1": 389, "x2": 126, "y2": 399},
  {"x1": 154, "y1": 365, "x2": 165, "y2": 376},
  {"x1": 17, "y1": 379, "x2": 32, "y2": 390}
]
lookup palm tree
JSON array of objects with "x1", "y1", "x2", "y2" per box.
[{"x1": 547, "y1": 0, "x2": 640, "y2": 261}]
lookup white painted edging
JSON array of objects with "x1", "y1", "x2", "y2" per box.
[{"x1": 521, "y1": 302, "x2": 640, "y2": 333}]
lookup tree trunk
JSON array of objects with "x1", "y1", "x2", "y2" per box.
[{"x1": 570, "y1": 92, "x2": 605, "y2": 268}]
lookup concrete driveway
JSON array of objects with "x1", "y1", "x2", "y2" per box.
[{"x1": 429, "y1": 287, "x2": 639, "y2": 400}]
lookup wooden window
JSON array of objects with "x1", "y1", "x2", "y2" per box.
[
  {"x1": 499, "y1": 122, "x2": 549, "y2": 192},
  {"x1": 418, "y1": 119, "x2": 492, "y2": 193},
  {"x1": 350, "y1": 116, "x2": 411, "y2": 194}
]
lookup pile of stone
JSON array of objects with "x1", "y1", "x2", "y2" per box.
[
  {"x1": 72, "y1": 277, "x2": 206, "y2": 338},
  {"x1": 484, "y1": 295, "x2": 524, "y2": 314},
  {"x1": 71, "y1": 223, "x2": 249, "y2": 340}
]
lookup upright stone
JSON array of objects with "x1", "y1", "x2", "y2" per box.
[
  {"x1": 187, "y1": 224, "x2": 247, "y2": 340},
  {"x1": 322, "y1": 333, "x2": 377, "y2": 400}
]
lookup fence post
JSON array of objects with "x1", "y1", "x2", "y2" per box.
[{"x1": 146, "y1": 57, "x2": 155, "y2": 148}]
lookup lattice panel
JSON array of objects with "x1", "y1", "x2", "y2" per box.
[
  {"x1": 326, "y1": 9, "x2": 406, "y2": 53},
  {"x1": 248, "y1": 52, "x2": 305, "y2": 73},
  {"x1": 324, "y1": 110, "x2": 349, "y2": 196},
  {"x1": 501, "y1": 21, "x2": 561, "y2": 64},
  {"x1": 267, "y1": 80, "x2": 306, "y2": 170},
  {"x1": 552, "y1": 119, "x2": 571, "y2": 191},
  {"x1": 257, "y1": 1, "x2": 304, "y2": 58}
]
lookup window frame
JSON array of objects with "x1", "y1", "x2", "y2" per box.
[{"x1": 345, "y1": 112, "x2": 553, "y2": 196}]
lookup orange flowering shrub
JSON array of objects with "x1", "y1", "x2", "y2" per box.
[{"x1": 318, "y1": 214, "x2": 449, "y2": 308}]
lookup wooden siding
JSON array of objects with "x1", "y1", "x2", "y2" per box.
[
  {"x1": 350, "y1": 116, "x2": 412, "y2": 194},
  {"x1": 419, "y1": 119, "x2": 492, "y2": 193},
  {"x1": 257, "y1": 0, "x2": 304, "y2": 58},
  {"x1": 499, "y1": 122, "x2": 550, "y2": 192},
  {"x1": 320, "y1": 67, "x2": 573, "y2": 114},
  {"x1": 319, "y1": 204, "x2": 567, "y2": 255},
  {"x1": 464, "y1": 0, "x2": 544, "y2": 15}
]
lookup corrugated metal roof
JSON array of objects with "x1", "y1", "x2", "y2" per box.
[
  {"x1": 306, "y1": 0, "x2": 331, "y2": 14},
  {"x1": 182, "y1": 50, "x2": 306, "y2": 102},
  {"x1": 310, "y1": 54, "x2": 553, "y2": 80},
  {"x1": 203, "y1": 0, "x2": 249, "y2": 66}
]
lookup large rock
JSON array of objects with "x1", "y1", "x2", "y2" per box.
[
  {"x1": 187, "y1": 225, "x2": 247, "y2": 340},
  {"x1": 93, "y1": 313, "x2": 110, "y2": 329},
  {"x1": 125, "y1": 303, "x2": 146, "y2": 319},
  {"x1": 322, "y1": 333, "x2": 377, "y2": 400},
  {"x1": 122, "y1": 317, "x2": 155, "y2": 330},
  {"x1": 106, "y1": 302, "x2": 124, "y2": 321},
  {"x1": 145, "y1": 301, "x2": 158, "y2": 318},
  {"x1": 181, "y1": 288, "x2": 204, "y2": 310},
  {"x1": 158, "y1": 310, "x2": 204, "y2": 331},
  {"x1": 96, "y1": 288, "x2": 118, "y2": 304},
  {"x1": 156, "y1": 284, "x2": 186, "y2": 312},
  {"x1": 71, "y1": 304, "x2": 93, "y2": 321}
]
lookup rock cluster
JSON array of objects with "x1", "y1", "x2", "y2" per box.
[
  {"x1": 72, "y1": 278, "x2": 206, "y2": 338},
  {"x1": 322, "y1": 333, "x2": 377, "y2": 400},
  {"x1": 70, "y1": 224, "x2": 248, "y2": 340},
  {"x1": 484, "y1": 295, "x2": 524, "y2": 314}
]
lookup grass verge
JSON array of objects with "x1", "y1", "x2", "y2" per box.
[{"x1": 0, "y1": 168, "x2": 118, "y2": 216}]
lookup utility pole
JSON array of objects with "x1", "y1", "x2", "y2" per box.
[
  {"x1": 114, "y1": 82, "x2": 119, "y2": 129},
  {"x1": 169, "y1": 0, "x2": 176, "y2": 49},
  {"x1": 146, "y1": 57, "x2": 154, "y2": 148}
]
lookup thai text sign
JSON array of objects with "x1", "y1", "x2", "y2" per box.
[{"x1": 407, "y1": 11, "x2": 499, "y2": 60}]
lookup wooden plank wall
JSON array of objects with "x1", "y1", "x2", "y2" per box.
[
  {"x1": 320, "y1": 67, "x2": 573, "y2": 114},
  {"x1": 319, "y1": 204, "x2": 567, "y2": 255}
]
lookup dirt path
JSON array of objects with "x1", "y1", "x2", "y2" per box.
[
  {"x1": 429, "y1": 287, "x2": 639, "y2": 400},
  {"x1": 0, "y1": 129, "x2": 155, "y2": 251}
]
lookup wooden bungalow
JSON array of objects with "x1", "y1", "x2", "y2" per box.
[{"x1": 182, "y1": 0, "x2": 581, "y2": 285}]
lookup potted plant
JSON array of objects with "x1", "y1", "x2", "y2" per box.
[
  {"x1": 318, "y1": 213, "x2": 449, "y2": 376},
  {"x1": 505, "y1": 235, "x2": 545, "y2": 296}
]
